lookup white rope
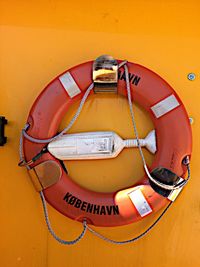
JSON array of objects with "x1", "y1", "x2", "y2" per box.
[
  {"x1": 83, "y1": 62, "x2": 190, "y2": 244},
  {"x1": 85, "y1": 201, "x2": 172, "y2": 244},
  {"x1": 19, "y1": 83, "x2": 93, "y2": 245},
  {"x1": 19, "y1": 138, "x2": 87, "y2": 244},
  {"x1": 40, "y1": 191, "x2": 87, "y2": 245},
  {"x1": 22, "y1": 83, "x2": 94, "y2": 144},
  {"x1": 123, "y1": 64, "x2": 190, "y2": 191}
]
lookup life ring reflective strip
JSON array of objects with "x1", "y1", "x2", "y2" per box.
[{"x1": 22, "y1": 60, "x2": 192, "y2": 227}]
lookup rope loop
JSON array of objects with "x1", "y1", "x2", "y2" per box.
[{"x1": 40, "y1": 191, "x2": 87, "y2": 245}]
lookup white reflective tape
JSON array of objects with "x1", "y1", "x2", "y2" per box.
[
  {"x1": 59, "y1": 72, "x2": 81, "y2": 98},
  {"x1": 151, "y1": 95, "x2": 180, "y2": 118},
  {"x1": 129, "y1": 189, "x2": 152, "y2": 217}
]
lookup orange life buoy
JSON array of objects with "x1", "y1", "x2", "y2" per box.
[{"x1": 20, "y1": 59, "x2": 192, "y2": 227}]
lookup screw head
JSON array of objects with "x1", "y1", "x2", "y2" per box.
[
  {"x1": 187, "y1": 73, "x2": 196, "y2": 81},
  {"x1": 189, "y1": 117, "x2": 194, "y2": 124}
]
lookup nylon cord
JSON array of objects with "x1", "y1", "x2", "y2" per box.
[
  {"x1": 123, "y1": 64, "x2": 190, "y2": 191},
  {"x1": 40, "y1": 191, "x2": 87, "y2": 245},
  {"x1": 19, "y1": 84, "x2": 93, "y2": 244},
  {"x1": 86, "y1": 202, "x2": 172, "y2": 244},
  {"x1": 21, "y1": 63, "x2": 190, "y2": 189},
  {"x1": 22, "y1": 83, "x2": 94, "y2": 144}
]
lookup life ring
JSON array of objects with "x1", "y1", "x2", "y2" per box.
[{"x1": 20, "y1": 59, "x2": 192, "y2": 227}]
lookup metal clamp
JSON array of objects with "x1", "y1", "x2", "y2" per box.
[
  {"x1": 28, "y1": 160, "x2": 62, "y2": 191},
  {"x1": 93, "y1": 55, "x2": 118, "y2": 93}
]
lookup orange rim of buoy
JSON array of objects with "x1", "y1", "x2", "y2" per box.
[{"x1": 20, "y1": 60, "x2": 192, "y2": 227}]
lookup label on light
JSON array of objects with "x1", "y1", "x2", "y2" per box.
[
  {"x1": 77, "y1": 137, "x2": 112, "y2": 155},
  {"x1": 129, "y1": 189, "x2": 152, "y2": 217}
]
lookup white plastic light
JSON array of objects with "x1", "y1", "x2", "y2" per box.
[{"x1": 47, "y1": 130, "x2": 156, "y2": 160}]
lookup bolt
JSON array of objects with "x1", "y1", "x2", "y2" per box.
[
  {"x1": 187, "y1": 73, "x2": 196, "y2": 81},
  {"x1": 189, "y1": 117, "x2": 194, "y2": 124}
]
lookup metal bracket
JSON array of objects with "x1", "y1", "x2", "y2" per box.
[
  {"x1": 28, "y1": 160, "x2": 62, "y2": 191},
  {"x1": 93, "y1": 55, "x2": 118, "y2": 93},
  {"x1": 0, "y1": 116, "x2": 8, "y2": 146}
]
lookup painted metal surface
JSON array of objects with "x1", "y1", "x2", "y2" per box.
[{"x1": 0, "y1": 1, "x2": 200, "y2": 267}]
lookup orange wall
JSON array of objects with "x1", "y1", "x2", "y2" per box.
[{"x1": 0, "y1": 1, "x2": 200, "y2": 267}]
